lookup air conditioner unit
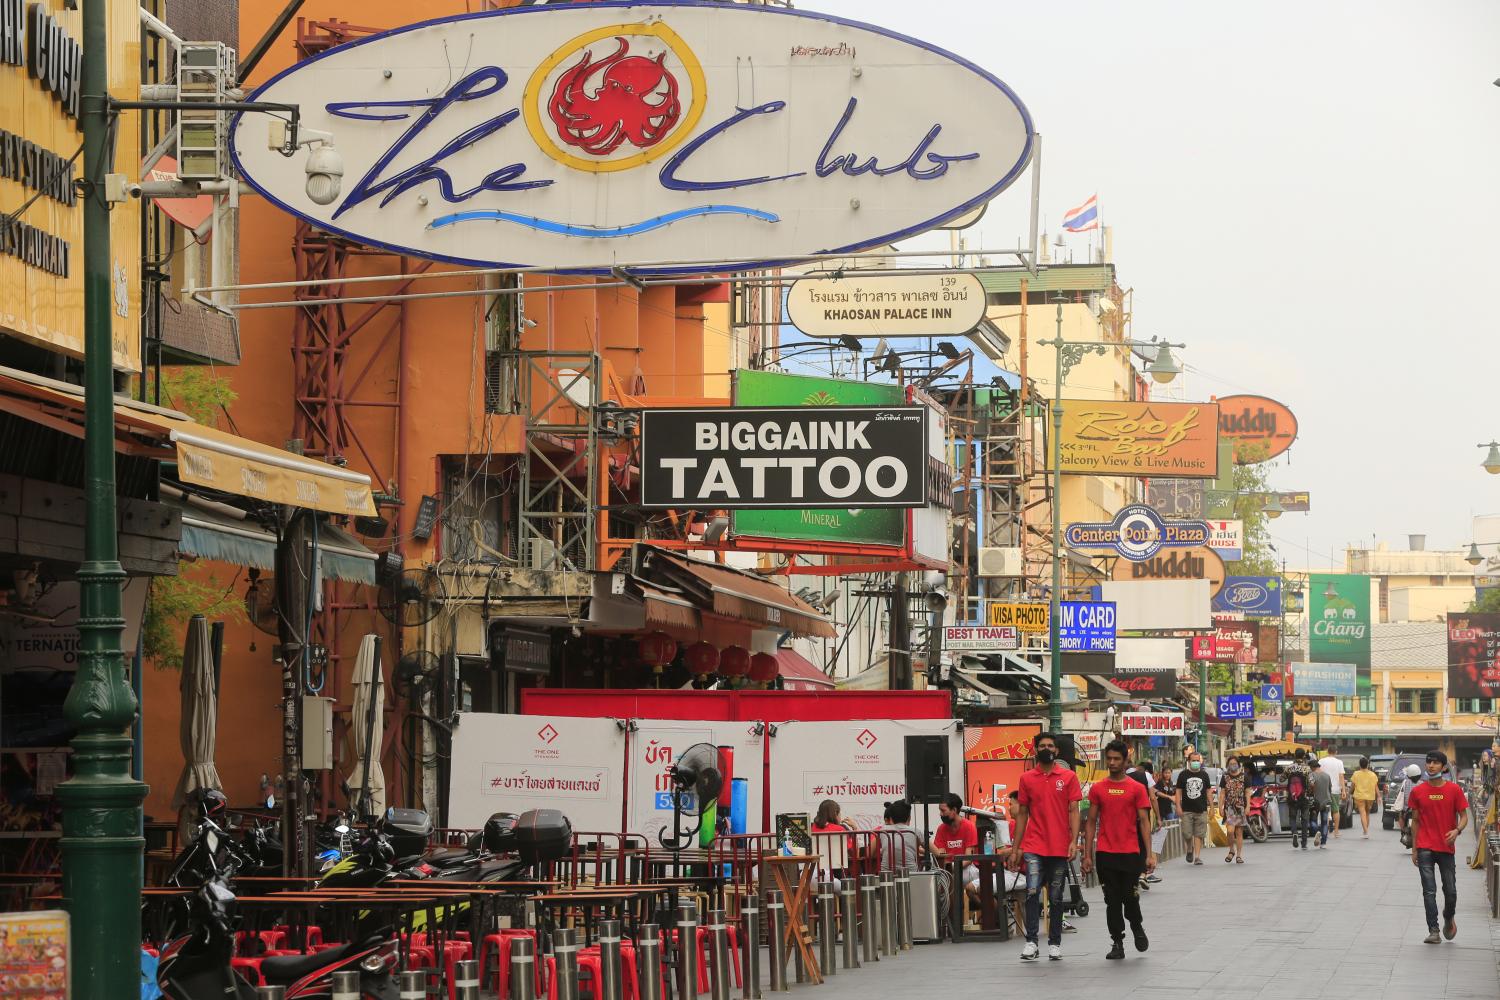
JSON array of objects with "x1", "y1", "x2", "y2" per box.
[
  {"x1": 978, "y1": 546, "x2": 1022, "y2": 577},
  {"x1": 528, "y1": 538, "x2": 561, "y2": 570}
]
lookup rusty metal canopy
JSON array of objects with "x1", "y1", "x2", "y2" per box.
[{"x1": 635, "y1": 546, "x2": 835, "y2": 639}]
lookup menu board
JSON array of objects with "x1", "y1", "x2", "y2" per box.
[{"x1": 0, "y1": 910, "x2": 69, "y2": 999}]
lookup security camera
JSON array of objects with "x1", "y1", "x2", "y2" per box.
[
  {"x1": 126, "y1": 182, "x2": 144, "y2": 200},
  {"x1": 304, "y1": 139, "x2": 344, "y2": 207}
]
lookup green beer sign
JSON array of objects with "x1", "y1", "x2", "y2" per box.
[
  {"x1": 730, "y1": 370, "x2": 906, "y2": 545},
  {"x1": 1308, "y1": 573, "x2": 1371, "y2": 695}
]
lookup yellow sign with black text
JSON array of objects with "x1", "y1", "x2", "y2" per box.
[
  {"x1": 986, "y1": 601, "x2": 1049, "y2": 633},
  {"x1": 0, "y1": 0, "x2": 140, "y2": 371},
  {"x1": 1058, "y1": 401, "x2": 1219, "y2": 478}
]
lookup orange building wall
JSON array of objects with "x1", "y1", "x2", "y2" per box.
[{"x1": 142, "y1": 0, "x2": 715, "y2": 822}]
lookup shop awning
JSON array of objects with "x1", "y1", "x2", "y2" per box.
[
  {"x1": 774, "y1": 648, "x2": 835, "y2": 690},
  {"x1": 1082, "y1": 674, "x2": 1130, "y2": 700},
  {"x1": 640, "y1": 584, "x2": 700, "y2": 631},
  {"x1": 0, "y1": 366, "x2": 376, "y2": 516},
  {"x1": 635, "y1": 547, "x2": 835, "y2": 639},
  {"x1": 171, "y1": 497, "x2": 377, "y2": 584}
]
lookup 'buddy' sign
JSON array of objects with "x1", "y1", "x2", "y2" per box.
[{"x1": 230, "y1": 3, "x2": 1034, "y2": 272}]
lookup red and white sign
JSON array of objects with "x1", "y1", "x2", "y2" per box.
[
  {"x1": 448, "y1": 713, "x2": 626, "y2": 830},
  {"x1": 1119, "y1": 712, "x2": 1187, "y2": 737},
  {"x1": 942, "y1": 624, "x2": 1020, "y2": 652},
  {"x1": 768, "y1": 719, "x2": 961, "y2": 832},
  {"x1": 627, "y1": 720, "x2": 764, "y2": 847}
]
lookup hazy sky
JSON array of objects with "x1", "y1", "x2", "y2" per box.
[{"x1": 811, "y1": 0, "x2": 1500, "y2": 569}]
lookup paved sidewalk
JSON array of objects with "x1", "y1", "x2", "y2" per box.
[{"x1": 808, "y1": 828, "x2": 1500, "y2": 999}]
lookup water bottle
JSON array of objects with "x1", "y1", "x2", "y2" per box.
[{"x1": 982, "y1": 830, "x2": 995, "y2": 855}]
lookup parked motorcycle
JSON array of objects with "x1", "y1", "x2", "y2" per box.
[
  {"x1": 156, "y1": 864, "x2": 399, "y2": 999},
  {"x1": 319, "y1": 809, "x2": 531, "y2": 889},
  {"x1": 1245, "y1": 786, "x2": 1270, "y2": 843}
]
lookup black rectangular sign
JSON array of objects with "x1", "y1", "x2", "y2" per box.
[{"x1": 639, "y1": 406, "x2": 928, "y2": 509}]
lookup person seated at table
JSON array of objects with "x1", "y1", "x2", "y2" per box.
[
  {"x1": 931, "y1": 793, "x2": 979, "y2": 862},
  {"x1": 812, "y1": 798, "x2": 857, "y2": 874},
  {"x1": 875, "y1": 799, "x2": 922, "y2": 872}
]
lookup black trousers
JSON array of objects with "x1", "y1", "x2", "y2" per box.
[
  {"x1": 1288, "y1": 800, "x2": 1313, "y2": 845},
  {"x1": 1095, "y1": 855, "x2": 1144, "y2": 942}
]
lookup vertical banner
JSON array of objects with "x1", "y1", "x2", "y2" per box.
[
  {"x1": 447, "y1": 714, "x2": 626, "y2": 832},
  {"x1": 629, "y1": 720, "x2": 764, "y2": 846},
  {"x1": 1446, "y1": 612, "x2": 1500, "y2": 699},
  {"x1": 1309, "y1": 574, "x2": 1372, "y2": 695}
]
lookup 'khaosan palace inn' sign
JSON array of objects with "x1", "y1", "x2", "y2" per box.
[{"x1": 230, "y1": 2, "x2": 1034, "y2": 272}]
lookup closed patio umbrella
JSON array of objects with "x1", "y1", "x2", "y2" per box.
[
  {"x1": 348, "y1": 634, "x2": 386, "y2": 819},
  {"x1": 173, "y1": 615, "x2": 222, "y2": 836}
]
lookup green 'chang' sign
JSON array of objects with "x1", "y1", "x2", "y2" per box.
[
  {"x1": 730, "y1": 370, "x2": 906, "y2": 545},
  {"x1": 1308, "y1": 573, "x2": 1371, "y2": 696}
]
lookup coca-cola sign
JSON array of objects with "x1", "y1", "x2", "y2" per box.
[{"x1": 1109, "y1": 665, "x2": 1177, "y2": 698}]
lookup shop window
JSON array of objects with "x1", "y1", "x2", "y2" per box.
[{"x1": 1451, "y1": 697, "x2": 1495, "y2": 714}]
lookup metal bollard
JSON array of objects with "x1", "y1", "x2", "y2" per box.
[
  {"x1": 510, "y1": 936, "x2": 537, "y2": 1000},
  {"x1": 398, "y1": 970, "x2": 427, "y2": 1000},
  {"x1": 677, "y1": 903, "x2": 701, "y2": 1000},
  {"x1": 738, "y1": 900, "x2": 761, "y2": 1000},
  {"x1": 764, "y1": 890, "x2": 787, "y2": 993},
  {"x1": 706, "y1": 909, "x2": 732, "y2": 1000},
  {"x1": 331, "y1": 971, "x2": 361, "y2": 1000},
  {"x1": 256, "y1": 988, "x2": 287, "y2": 1000},
  {"x1": 638, "y1": 924, "x2": 664, "y2": 1000},
  {"x1": 896, "y1": 868, "x2": 914, "y2": 950},
  {"x1": 815, "y1": 883, "x2": 837, "y2": 976},
  {"x1": 598, "y1": 918, "x2": 624, "y2": 1000},
  {"x1": 879, "y1": 871, "x2": 898, "y2": 957},
  {"x1": 859, "y1": 875, "x2": 879, "y2": 963},
  {"x1": 838, "y1": 878, "x2": 859, "y2": 970},
  {"x1": 552, "y1": 928, "x2": 580, "y2": 1000},
  {"x1": 454, "y1": 959, "x2": 480, "y2": 1000}
]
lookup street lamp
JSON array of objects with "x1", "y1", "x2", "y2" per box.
[
  {"x1": 1481, "y1": 441, "x2": 1500, "y2": 475},
  {"x1": 1466, "y1": 542, "x2": 1483, "y2": 567},
  {"x1": 1037, "y1": 293, "x2": 1186, "y2": 731}
]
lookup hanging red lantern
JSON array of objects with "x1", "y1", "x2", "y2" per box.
[
  {"x1": 748, "y1": 651, "x2": 779, "y2": 686},
  {"x1": 719, "y1": 645, "x2": 751, "y2": 679},
  {"x1": 636, "y1": 631, "x2": 676, "y2": 669},
  {"x1": 684, "y1": 642, "x2": 719, "y2": 678}
]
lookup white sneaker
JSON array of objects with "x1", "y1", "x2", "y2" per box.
[
  {"x1": 1020, "y1": 941, "x2": 1039, "y2": 962},
  {"x1": 1048, "y1": 944, "x2": 1063, "y2": 961}
]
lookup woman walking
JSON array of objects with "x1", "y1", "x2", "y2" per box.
[
  {"x1": 1217, "y1": 755, "x2": 1248, "y2": 863},
  {"x1": 1350, "y1": 756, "x2": 1380, "y2": 838}
]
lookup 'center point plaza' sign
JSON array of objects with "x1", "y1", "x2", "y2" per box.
[
  {"x1": 230, "y1": 3, "x2": 1034, "y2": 272},
  {"x1": 639, "y1": 406, "x2": 928, "y2": 508},
  {"x1": 1065, "y1": 504, "x2": 1210, "y2": 562}
]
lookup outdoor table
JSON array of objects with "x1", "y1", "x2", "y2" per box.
[
  {"x1": 530, "y1": 886, "x2": 670, "y2": 944},
  {"x1": 759, "y1": 855, "x2": 821, "y2": 984}
]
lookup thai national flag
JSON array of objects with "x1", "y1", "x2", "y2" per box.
[{"x1": 1061, "y1": 195, "x2": 1099, "y2": 233}]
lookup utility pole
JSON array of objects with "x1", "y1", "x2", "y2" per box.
[{"x1": 56, "y1": 3, "x2": 148, "y2": 996}]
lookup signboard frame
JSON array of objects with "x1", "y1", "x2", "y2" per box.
[
  {"x1": 787, "y1": 273, "x2": 987, "y2": 338},
  {"x1": 942, "y1": 625, "x2": 1020, "y2": 653},
  {"x1": 1058, "y1": 401, "x2": 1219, "y2": 478},
  {"x1": 1057, "y1": 600, "x2": 1117, "y2": 653}
]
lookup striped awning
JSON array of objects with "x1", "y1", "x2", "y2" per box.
[
  {"x1": 171, "y1": 499, "x2": 376, "y2": 584},
  {"x1": 636, "y1": 547, "x2": 835, "y2": 639},
  {"x1": 0, "y1": 366, "x2": 376, "y2": 516}
]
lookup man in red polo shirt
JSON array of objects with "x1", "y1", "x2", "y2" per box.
[
  {"x1": 930, "y1": 792, "x2": 979, "y2": 859},
  {"x1": 1010, "y1": 731, "x2": 1082, "y2": 961},
  {"x1": 1407, "y1": 750, "x2": 1469, "y2": 944},
  {"x1": 1082, "y1": 739, "x2": 1157, "y2": 960}
]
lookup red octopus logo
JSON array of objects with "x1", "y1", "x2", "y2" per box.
[{"x1": 547, "y1": 37, "x2": 683, "y2": 157}]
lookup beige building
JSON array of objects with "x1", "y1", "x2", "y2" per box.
[{"x1": 1344, "y1": 538, "x2": 1476, "y2": 623}]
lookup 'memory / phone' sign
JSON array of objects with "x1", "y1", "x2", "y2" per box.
[
  {"x1": 1118, "y1": 712, "x2": 1186, "y2": 737},
  {"x1": 639, "y1": 406, "x2": 927, "y2": 509}
]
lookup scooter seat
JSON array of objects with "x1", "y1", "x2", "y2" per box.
[
  {"x1": 425, "y1": 847, "x2": 473, "y2": 866},
  {"x1": 261, "y1": 937, "x2": 377, "y2": 985}
]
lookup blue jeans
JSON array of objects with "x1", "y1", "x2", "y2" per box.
[
  {"x1": 1416, "y1": 849, "x2": 1457, "y2": 931},
  {"x1": 1022, "y1": 853, "x2": 1069, "y2": 946}
]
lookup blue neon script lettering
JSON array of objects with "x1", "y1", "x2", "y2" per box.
[
  {"x1": 661, "y1": 98, "x2": 978, "y2": 191},
  {"x1": 329, "y1": 66, "x2": 550, "y2": 221},
  {"x1": 816, "y1": 98, "x2": 978, "y2": 180}
]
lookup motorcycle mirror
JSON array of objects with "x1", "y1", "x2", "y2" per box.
[{"x1": 265, "y1": 794, "x2": 276, "y2": 808}]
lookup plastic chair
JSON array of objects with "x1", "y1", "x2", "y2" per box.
[{"x1": 230, "y1": 957, "x2": 264, "y2": 985}]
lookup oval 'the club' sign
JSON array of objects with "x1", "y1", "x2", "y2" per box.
[{"x1": 230, "y1": 2, "x2": 1034, "y2": 273}]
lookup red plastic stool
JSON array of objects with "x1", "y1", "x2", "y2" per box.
[
  {"x1": 230, "y1": 958, "x2": 264, "y2": 985},
  {"x1": 273, "y1": 925, "x2": 323, "y2": 950}
]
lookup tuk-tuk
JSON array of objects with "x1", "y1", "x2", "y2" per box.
[{"x1": 1227, "y1": 739, "x2": 1315, "y2": 842}]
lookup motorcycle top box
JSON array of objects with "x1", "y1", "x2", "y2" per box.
[
  {"x1": 379, "y1": 807, "x2": 433, "y2": 860},
  {"x1": 513, "y1": 809, "x2": 572, "y2": 865},
  {"x1": 482, "y1": 812, "x2": 521, "y2": 854}
]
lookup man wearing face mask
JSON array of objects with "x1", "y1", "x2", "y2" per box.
[
  {"x1": 1011, "y1": 732, "x2": 1082, "y2": 961},
  {"x1": 1172, "y1": 752, "x2": 1210, "y2": 865},
  {"x1": 1407, "y1": 750, "x2": 1468, "y2": 943}
]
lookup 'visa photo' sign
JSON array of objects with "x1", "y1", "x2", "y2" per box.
[{"x1": 229, "y1": 3, "x2": 1034, "y2": 273}]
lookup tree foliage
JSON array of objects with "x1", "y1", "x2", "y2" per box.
[
  {"x1": 1468, "y1": 588, "x2": 1500, "y2": 614},
  {"x1": 140, "y1": 368, "x2": 244, "y2": 669},
  {"x1": 1224, "y1": 441, "x2": 1278, "y2": 576}
]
